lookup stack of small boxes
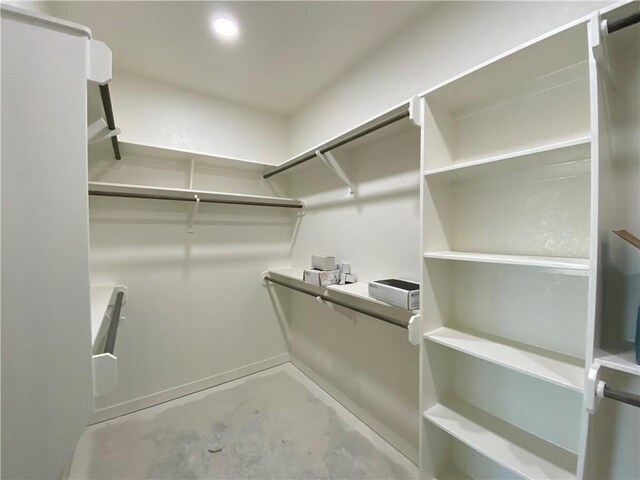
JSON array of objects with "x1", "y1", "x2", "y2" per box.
[{"x1": 303, "y1": 255, "x2": 356, "y2": 286}]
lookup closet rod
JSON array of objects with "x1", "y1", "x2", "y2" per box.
[
  {"x1": 98, "y1": 84, "x2": 122, "y2": 160},
  {"x1": 263, "y1": 109, "x2": 410, "y2": 179},
  {"x1": 607, "y1": 10, "x2": 640, "y2": 34},
  {"x1": 104, "y1": 291, "x2": 125, "y2": 355},
  {"x1": 263, "y1": 275, "x2": 409, "y2": 329},
  {"x1": 603, "y1": 384, "x2": 640, "y2": 408},
  {"x1": 88, "y1": 189, "x2": 304, "y2": 209}
]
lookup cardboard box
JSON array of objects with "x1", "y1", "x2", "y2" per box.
[
  {"x1": 368, "y1": 279, "x2": 419, "y2": 310},
  {"x1": 304, "y1": 269, "x2": 340, "y2": 287},
  {"x1": 312, "y1": 255, "x2": 337, "y2": 271}
]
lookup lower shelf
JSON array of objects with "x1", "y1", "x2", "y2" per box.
[
  {"x1": 595, "y1": 342, "x2": 640, "y2": 377},
  {"x1": 424, "y1": 326, "x2": 584, "y2": 392},
  {"x1": 424, "y1": 398, "x2": 577, "y2": 480}
]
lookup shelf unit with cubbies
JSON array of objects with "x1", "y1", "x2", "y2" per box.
[{"x1": 418, "y1": 18, "x2": 597, "y2": 479}]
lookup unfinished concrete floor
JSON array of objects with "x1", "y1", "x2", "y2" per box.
[{"x1": 70, "y1": 363, "x2": 417, "y2": 479}]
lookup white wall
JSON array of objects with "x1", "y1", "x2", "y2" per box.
[
  {"x1": 110, "y1": 69, "x2": 288, "y2": 165},
  {"x1": 288, "y1": 0, "x2": 613, "y2": 156},
  {"x1": 88, "y1": 149, "x2": 294, "y2": 421}
]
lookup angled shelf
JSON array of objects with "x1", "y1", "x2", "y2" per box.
[
  {"x1": 425, "y1": 326, "x2": 584, "y2": 392},
  {"x1": 424, "y1": 136, "x2": 591, "y2": 181},
  {"x1": 88, "y1": 181, "x2": 304, "y2": 209},
  {"x1": 424, "y1": 251, "x2": 590, "y2": 275},
  {"x1": 424, "y1": 398, "x2": 577, "y2": 480},
  {"x1": 595, "y1": 342, "x2": 640, "y2": 377}
]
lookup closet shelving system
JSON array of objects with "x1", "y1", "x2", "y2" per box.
[
  {"x1": 86, "y1": 4, "x2": 639, "y2": 477},
  {"x1": 419, "y1": 5, "x2": 640, "y2": 479},
  {"x1": 259, "y1": 99, "x2": 423, "y2": 343},
  {"x1": 88, "y1": 141, "x2": 305, "y2": 213}
]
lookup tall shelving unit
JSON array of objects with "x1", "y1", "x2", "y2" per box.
[{"x1": 418, "y1": 19, "x2": 596, "y2": 479}]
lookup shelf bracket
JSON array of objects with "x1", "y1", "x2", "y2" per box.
[
  {"x1": 407, "y1": 314, "x2": 421, "y2": 345},
  {"x1": 187, "y1": 194, "x2": 200, "y2": 233},
  {"x1": 188, "y1": 157, "x2": 196, "y2": 190},
  {"x1": 88, "y1": 118, "x2": 121, "y2": 145},
  {"x1": 409, "y1": 95, "x2": 423, "y2": 127},
  {"x1": 316, "y1": 150, "x2": 355, "y2": 195}
]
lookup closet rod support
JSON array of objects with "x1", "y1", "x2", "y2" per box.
[
  {"x1": 263, "y1": 274, "x2": 409, "y2": 330},
  {"x1": 263, "y1": 109, "x2": 410, "y2": 179},
  {"x1": 98, "y1": 84, "x2": 122, "y2": 160}
]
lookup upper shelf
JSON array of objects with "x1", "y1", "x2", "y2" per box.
[
  {"x1": 90, "y1": 140, "x2": 275, "y2": 173},
  {"x1": 419, "y1": 21, "x2": 589, "y2": 110},
  {"x1": 88, "y1": 181, "x2": 304, "y2": 209},
  {"x1": 423, "y1": 251, "x2": 590, "y2": 275},
  {"x1": 424, "y1": 137, "x2": 591, "y2": 181},
  {"x1": 263, "y1": 101, "x2": 413, "y2": 179}
]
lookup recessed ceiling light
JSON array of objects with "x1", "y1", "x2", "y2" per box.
[{"x1": 211, "y1": 17, "x2": 238, "y2": 37}]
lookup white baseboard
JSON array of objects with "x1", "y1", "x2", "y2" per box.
[
  {"x1": 289, "y1": 355, "x2": 418, "y2": 465},
  {"x1": 91, "y1": 353, "x2": 290, "y2": 424}
]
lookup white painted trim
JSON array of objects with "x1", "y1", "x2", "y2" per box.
[
  {"x1": 289, "y1": 355, "x2": 419, "y2": 465},
  {"x1": 0, "y1": 3, "x2": 92, "y2": 38},
  {"x1": 91, "y1": 353, "x2": 290, "y2": 424}
]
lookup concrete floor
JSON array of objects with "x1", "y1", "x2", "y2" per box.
[{"x1": 70, "y1": 363, "x2": 418, "y2": 479}]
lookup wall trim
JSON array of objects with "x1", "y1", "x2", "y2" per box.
[
  {"x1": 90, "y1": 353, "x2": 290, "y2": 424},
  {"x1": 289, "y1": 355, "x2": 418, "y2": 465}
]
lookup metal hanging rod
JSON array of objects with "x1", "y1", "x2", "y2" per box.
[
  {"x1": 263, "y1": 275, "x2": 409, "y2": 329},
  {"x1": 88, "y1": 189, "x2": 304, "y2": 209},
  {"x1": 104, "y1": 291, "x2": 125, "y2": 355},
  {"x1": 607, "y1": 10, "x2": 640, "y2": 34},
  {"x1": 602, "y1": 383, "x2": 640, "y2": 408},
  {"x1": 263, "y1": 109, "x2": 410, "y2": 179},
  {"x1": 98, "y1": 84, "x2": 122, "y2": 160}
]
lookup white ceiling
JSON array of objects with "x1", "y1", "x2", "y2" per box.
[{"x1": 49, "y1": 1, "x2": 433, "y2": 115}]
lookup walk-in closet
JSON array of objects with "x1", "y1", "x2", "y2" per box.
[{"x1": 2, "y1": 1, "x2": 639, "y2": 479}]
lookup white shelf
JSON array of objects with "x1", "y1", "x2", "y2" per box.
[
  {"x1": 90, "y1": 285, "x2": 114, "y2": 349},
  {"x1": 424, "y1": 137, "x2": 591, "y2": 181},
  {"x1": 273, "y1": 101, "x2": 411, "y2": 174},
  {"x1": 424, "y1": 326, "x2": 584, "y2": 392},
  {"x1": 424, "y1": 398, "x2": 577, "y2": 480},
  {"x1": 267, "y1": 268, "x2": 417, "y2": 314},
  {"x1": 91, "y1": 140, "x2": 274, "y2": 172},
  {"x1": 88, "y1": 181, "x2": 304, "y2": 208},
  {"x1": 595, "y1": 342, "x2": 640, "y2": 377},
  {"x1": 423, "y1": 251, "x2": 590, "y2": 275},
  {"x1": 420, "y1": 21, "x2": 588, "y2": 111}
]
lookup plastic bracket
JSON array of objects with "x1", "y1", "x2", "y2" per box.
[
  {"x1": 187, "y1": 194, "x2": 200, "y2": 233},
  {"x1": 408, "y1": 314, "x2": 421, "y2": 345},
  {"x1": 316, "y1": 150, "x2": 355, "y2": 195}
]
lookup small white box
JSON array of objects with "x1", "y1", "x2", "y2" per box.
[
  {"x1": 312, "y1": 255, "x2": 337, "y2": 271},
  {"x1": 304, "y1": 269, "x2": 340, "y2": 287},
  {"x1": 368, "y1": 279, "x2": 419, "y2": 310},
  {"x1": 338, "y1": 262, "x2": 351, "y2": 274}
]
